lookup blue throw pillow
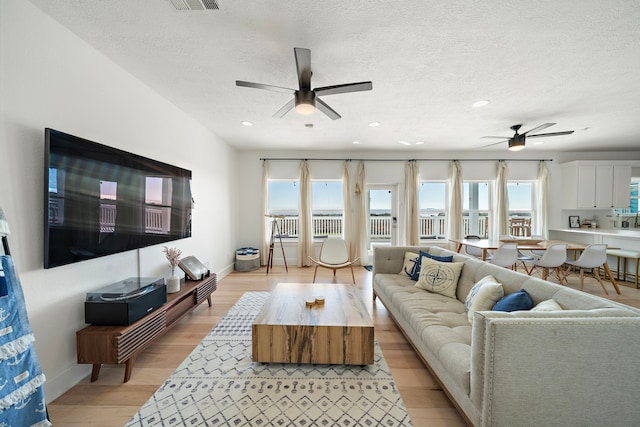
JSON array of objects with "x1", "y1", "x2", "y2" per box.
[
  {"x1": 407, "y1": 250, "x2": 453, "y2": 281},
  {"x1": 492, "y1": 289, "x2": 534, "y2": 312}
]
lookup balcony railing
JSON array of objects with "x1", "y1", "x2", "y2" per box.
[{"x1": 271, "y1": 215, "x2": 489, "y2": 240}]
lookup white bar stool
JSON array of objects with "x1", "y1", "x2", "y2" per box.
[{"x1": 606, "y1": 249, "x2": 640, "y2": 288}]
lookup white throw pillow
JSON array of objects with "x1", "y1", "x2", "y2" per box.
[
  {"x1": 399, "y1": 251, "x2": 419, "y2": 277},
  {"x1": 531, "y1": 299, "x2": 564, "y2": 311},
  {"x1": 415, "y1": 257, "x2": 464, "y2": 299},
  {"x1": 465, "y1": 275, "x2": 504, "y2": 323}
]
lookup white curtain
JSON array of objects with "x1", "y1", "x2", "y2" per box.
[
  {"x1": 537, "y1": 161, "x2": 550, "y2": 239},
  {"x1": 354, "y1": 161, "x2": 368, "y2": 265},
  {"x1": 342, "y1": 161, "x2": 354, "y2": 258},
  {"x1": 493, "y1": 160, "x2": 510, "y2": 240},
  {"x1": 261, "y1": 160, "x2": 270, "y2": 265},
  {"x1": 404, "y1": 160, "x2": 420, "y2": 245},
  {"x1": 298, "y1": 160, "x2": 313, "y2": 267},
  {"x1": 447, "y1": 160, "x2": 463, "y2": 243}
]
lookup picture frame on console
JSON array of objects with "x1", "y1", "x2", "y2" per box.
[
  {"x1": 569, "y1": 215, "x2": 580, "y2": 228},
  {"x1": 179, "y1": 256, "x2": 209, "y2": 280}
]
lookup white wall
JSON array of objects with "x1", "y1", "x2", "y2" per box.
[{"x1": 0, "y1": 1, "x2": 237, "y2": 402}]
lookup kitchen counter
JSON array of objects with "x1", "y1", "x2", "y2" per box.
[{"x1": 549, "y1": 228, "x2": 640, "y2": 238}]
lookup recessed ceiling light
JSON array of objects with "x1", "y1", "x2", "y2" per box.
[
  {"x1": 399, "y1": 141, "x2": 411, "y2": 146},
  {"x1": 241, "y1": 121, "x2": 253, "y2": 126},
  {"x1": 352, "y1": 141, "x2": 360, "y2": 144},
  {"x1": 472, "y1": 100, "x2": 490, "y2": 108},
  {"x1": 369, "y1": 121, "x2": 381, "y2": 127},
  {"x1": 415, "y1": 141, "x2": 425, "y2": 145}
]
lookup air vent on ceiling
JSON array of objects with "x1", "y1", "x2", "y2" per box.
[{"x1": 169, "y1": 0, "x2": 220, "y2": 10}]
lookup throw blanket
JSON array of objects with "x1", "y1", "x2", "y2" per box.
[{"x1": 0, "y1": 255, "x2": 50, "y2": 426}]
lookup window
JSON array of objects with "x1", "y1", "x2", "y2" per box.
[
  {"x1": 507, "y1": 181, "x2": 534, "y2": 236},
  {"x1": 267, "y1": 180, "x2": 299, "y2": 237},
  {"x1": 312, "y1": 181, "x2": 343, "y2": 237},
  {"x1": 463, "y1": 182, "x2": 490, "y2": 237},
  {"x1": 419, "y1": 181, "x2": 447, "y2": 240},
  {"x1": 267, "y1": 180, "x2": 344, "y2": 239}
]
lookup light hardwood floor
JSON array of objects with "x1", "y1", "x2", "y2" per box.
[{"x1": 47, "y1": 264, "x2": 640, "y2": 427}]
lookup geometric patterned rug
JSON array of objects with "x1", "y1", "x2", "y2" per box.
[{"x1": 125, "y1": 292, "x2": 413, "y2": 426}]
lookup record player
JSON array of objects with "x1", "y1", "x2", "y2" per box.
[{"x1": 85, "y1": 277, "x2": 166, "y2": 325}]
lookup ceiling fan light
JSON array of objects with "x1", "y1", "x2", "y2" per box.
[
  {"x1": 295, "y1": 91, "x2": 316, "y2": 115},
  {"x1": 508, "y1": 138, "x2": 525, "y2": 151}
]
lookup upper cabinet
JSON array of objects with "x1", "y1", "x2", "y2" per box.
[{"x1": 561, "y1": 161, "x2": 632, "y2": 209}]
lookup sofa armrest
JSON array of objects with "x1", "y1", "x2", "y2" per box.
[{"x1": 471, "y1": 312, "x2": 640, "y2": 426}]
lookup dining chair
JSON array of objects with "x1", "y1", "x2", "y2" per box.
[
  {"x1": 518, "y1": 234, "x2": 545, "y2": 273},
  {"x1": 307, "y1": 237, "x2": 360, "y2": 283},
  {"x1": 464, "y1": 235, "x2": 488, "y2": 259},
  {"x1": 561, "y1": 244, "x2": 610, "y2": 295},
  {"x1": 488, "y1": 243, "x2": 518, "y2": 269},
  {"x1": 525, "y1": 243, "x2": 568, "y2": 282}
]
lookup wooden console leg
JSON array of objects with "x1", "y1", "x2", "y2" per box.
[
  {"x1": 207, "y1": 295, "x2": 212, "y2": 307},
  {"x1": 124, "y1": 357, "x2": 136, "y2": 383},
  {"x1": 90, "y1": 364, "x2": 101, "y2": 382}
]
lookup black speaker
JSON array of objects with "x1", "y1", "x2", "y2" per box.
[{"x1": 85, "y1": 277, "x2": 167, "y2": 325}]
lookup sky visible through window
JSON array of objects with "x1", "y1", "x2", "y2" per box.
[{"x1": 268, "y1": 180, "x2": 533, "y2": 214}]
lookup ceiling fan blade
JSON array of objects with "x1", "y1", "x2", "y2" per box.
[
  {"x1": 316, "y1": 98, "x2": 341, "y2": 120},
  {"x1": 294, "y1": 47, "x2": 312, "y2": 91},
  {"x1": 236, "y1": 80, "x2": 295, "y2": 94},
  {"x1": 272, "y1": 98, "x2": 295, "y2": 118},
  {"x1": 314, "y1": 81, "x2": 373, "y2": 96},
  {"x1": 482, "y1": 139, "x2": 509, "y2": 147},
  {"x1": 482, "y1": 135, "x2": 510, "y2": 139},
  {"x1": 522, "y1": 123, "x2": 555, "y2": 136},
  {"x1": 527, "y1": 130, "x2": 575, "y2": 138}
]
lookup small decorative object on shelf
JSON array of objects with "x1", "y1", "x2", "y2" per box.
[
  {"x1": 569, "y1": 215, "x2": 581, "y2": 229},
  {"x1": 163, "y1": 246, "x2": 182, "y2": 293}
]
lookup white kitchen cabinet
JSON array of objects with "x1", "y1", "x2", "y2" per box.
[{"x1": 561, "y1": 161, "x2": 632, "y2": 209}]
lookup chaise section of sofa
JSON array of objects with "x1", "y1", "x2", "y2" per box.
[{"x1": 372, "y1": 245, "x2": 640, "y2": 427}]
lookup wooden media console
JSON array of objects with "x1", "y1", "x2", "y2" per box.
[{"x1": 76, "y1": 274, "x2": 216, "y2": 383}]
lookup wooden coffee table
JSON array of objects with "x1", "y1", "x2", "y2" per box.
[{"x1": 252, "y1": 283, "x2": 374, "y2": 365}]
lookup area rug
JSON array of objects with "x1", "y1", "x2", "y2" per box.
[{"x1": 126, "y1": 291, "x2": 412, "y2": 426}]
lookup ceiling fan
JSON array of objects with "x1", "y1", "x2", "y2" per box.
[
  {"x1": 482, "y1": 123, "x2": 575, "y2": 151},
  {"x1": 235, "y1": 47, "x2": 372, "y2": 120}
]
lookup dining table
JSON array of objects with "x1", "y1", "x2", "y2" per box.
[{"x1": 449, "y1": 238, "x2": 621, "y2": 294}]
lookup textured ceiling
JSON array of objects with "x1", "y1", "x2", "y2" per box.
[{"x1": 28, "y1": 0, "x2": 640, "y2": 152}]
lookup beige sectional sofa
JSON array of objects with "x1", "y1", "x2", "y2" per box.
[{"x1": 372, "y1": 245, "x2": 640, "y2": 427}]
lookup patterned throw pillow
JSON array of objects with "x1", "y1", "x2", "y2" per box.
[
  {"x1": 403, "y1": 250, "x2": 454, "y2": 281},
  {"x1": 465, "y1": 275, "x2": 504, "y2": 323},
  {"x1": 414, "y1": 257, "x2": 464, "y2": 299},
  {"x1": 399, "y1": 252, "x2": 420, "y2": 277}
]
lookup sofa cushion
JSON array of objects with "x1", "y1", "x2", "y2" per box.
[
  {"x1": 493, "y1": 289, "x2": 534, "y2": 312},
  {"x1": 465, "y1": 275, "x2": 504, "y2": 323},
  {"x1": 531, "y1": 299, "x2": 564, "y2": 311},
  {"x1": 415, "y1": 257, "x2": 464, "y2": 299}
]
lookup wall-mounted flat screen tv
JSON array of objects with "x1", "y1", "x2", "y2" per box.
[{"x1": 44, "y1": 128, "x2": 192, "y2": 268}]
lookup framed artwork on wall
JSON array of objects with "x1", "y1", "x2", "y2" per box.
[{"x1": 569, "y1": 216, "x2": 580, "y2": 228}]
